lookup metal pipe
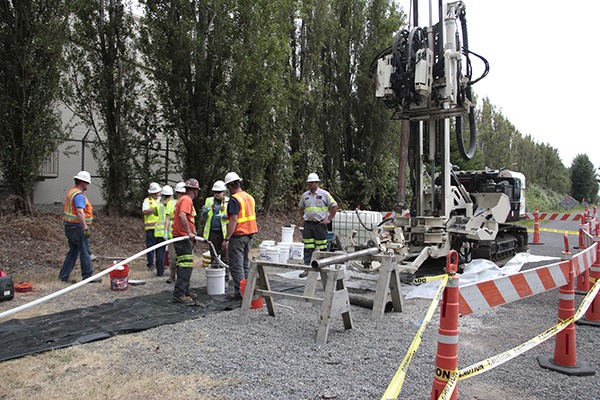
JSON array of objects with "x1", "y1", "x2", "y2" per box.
[{"x1": 311, "y1": 247, "x2": 380, "y2": 269}]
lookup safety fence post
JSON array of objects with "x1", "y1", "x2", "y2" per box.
[
  {"x1": 529, "y1": 206, "x2": 543, "y2": 245},
  {"x1": 577, "y1": 236, "x2": 600, "y2": 327},
  {"x1": 538, "y1": 235, "x2": 595, "y2": 376},
  {"x1": 431, "y1": 250, "x2": 460, "y2": 400},
  {"x1": 574, "y1": 213, "x2": 591, "y2": 294}
]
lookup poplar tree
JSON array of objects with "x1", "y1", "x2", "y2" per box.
[{"x1": 0, "y1": 0, "x2": 68, "y2": 213}]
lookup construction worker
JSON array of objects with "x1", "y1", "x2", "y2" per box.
[
  {"x1": 166, "y1": 181, "x2": 188, "y2": 284},
  {"x1": 154, "y1": 185, "x2": 175, "y2": 277},
  {"x1": 222, "y1": 172, "x2": 258, "y2": 299},
  {"x1": 201, "y1": 180, "x2": 229, "y2": 279},
  {"x1": 59, "y1": 171, "x2": 96, "y2": 283},
  {"x1": 299, "y1": 173, "x2": 338, "y2": 272},
  {"x1": 172, "y1": 178, "x2": 200, "y2": 304},
  {"x1": 142, "y1": 182, "x2": 162, "y2": 271}
]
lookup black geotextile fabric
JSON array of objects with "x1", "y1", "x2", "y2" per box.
[{"x1": 0, "y1": 282, "x2": 304, "y2": 362}]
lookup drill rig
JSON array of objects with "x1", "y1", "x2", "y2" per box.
[{"x1": 365, "y1": 0, "x2": 527, "y2": 273}]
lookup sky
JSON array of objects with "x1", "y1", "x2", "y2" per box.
[{"x1": 398, "y1": 0, "x2": 600, "y2": 172}]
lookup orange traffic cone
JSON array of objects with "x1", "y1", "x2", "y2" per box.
[
  {"x1": 574, "y1": 213, "x2": 588, "y2": 250},
  {"x1": 577, "y1": 236, "x2": 600, "y2": 327},
  {"x1": 529, "y1": 207, "x2": 543, "y2": 245},
  {"x1": 538, "y1": 235, "x2": 594, "y2": 376},
  {"x1": 431, "y1": 251, "x2": 460, "y2": 400}
]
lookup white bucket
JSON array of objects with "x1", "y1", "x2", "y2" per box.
[
  {"x1": 290, "y1": 242, "x2": 304, "y2": 260},
  {"x1": 281, "y1": 225, "x2": 295, "y2": 243},
  {"x1": 259, "y1": 243, "x2": 270, "y2": 259},
  {"x1": 264, "y1": 247, "x2": 280, "y2": 263},
  {"x1": 262, "y1": 240, "x2": 276, "y2": 247},
  {"x1": 278, "y1": 243, "x2": 291, "y2": 263},
  {"x1": 206, "y1": 268, "x2": 225, "y2": 295}
]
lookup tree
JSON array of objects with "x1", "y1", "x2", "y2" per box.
[
  {"x1": 0, "y1": 0, "x2": 69, "y2": 213},
  {"x1": 63, "y1": 0, "x2": 153, "y2": 216},
  {"x1": 570, "y1": 154, "x2": 599, "y2": 204}
]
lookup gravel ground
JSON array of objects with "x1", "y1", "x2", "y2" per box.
[{"x1": 2, "y1": 217, "x2": 599, "y2": 399}]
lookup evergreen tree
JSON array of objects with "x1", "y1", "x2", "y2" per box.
[
  {"x1": 570, "y1": 154, "x2": 599, "y2": 203},
  {"x1": 0, "y1": 0, "x2": 69, "y2": 213},
  {"x1": 63, "y1": 0, "x2": 151, "y2": 215}
]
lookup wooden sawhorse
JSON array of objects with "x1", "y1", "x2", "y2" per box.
[
  {"x1": 239, "y1": 260, "x2": 352, "y2": 345},
  {"x1": 305, "y1": 252, "x2": 404, "y2": 318}
]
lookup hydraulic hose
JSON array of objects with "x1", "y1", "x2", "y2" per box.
[{"x1": 456, "y1": 4, "x2": 477, "y2": 160}]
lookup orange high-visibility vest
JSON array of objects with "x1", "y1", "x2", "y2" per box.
[
  {"x1": 63, "y1": 187, "x2": 93, "y2": 225},
  {"x1": 230, "y1": 191, "x2": 258, "y2": 236}
]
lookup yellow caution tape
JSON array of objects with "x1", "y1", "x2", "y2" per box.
[
  {"x1": 412, "y1": 274, "x2": 447, "y2": 285},
  {"x1": 527, "y1": 228, "x2": 578, "y2": 235},
  {"x1": 438, "y1": 370, "x2": 460, "y2": 400},
  {"x1": 381, "y1": 274, "x2": 449, "y2": 400}
]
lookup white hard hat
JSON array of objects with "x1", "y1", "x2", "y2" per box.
[
  {"x1": 74, "y1": 171, "x2": 91, "y2": 184},
  {"x1": 306, "y1": 173, "x2": 320, "y2": 183},
  {"x1": 175, "y1": 182, "x2": 186, "y2": 193},
  {"x1": 148, "y1": 182, "x2": 162, "y2": 194},
  {"x1": 224, "y1": 172, "x2": 242, "y2": 185},
  {"x1": 161, "y1": 185, "x2": 174, "y2": 196},
  {"x1": 212, "y1": 180, "x2": 227, "y2": 192}
]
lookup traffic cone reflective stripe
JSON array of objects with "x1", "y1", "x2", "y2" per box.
[{"x1": 431, "y1": 251, "x2": 460, "y2": 400}]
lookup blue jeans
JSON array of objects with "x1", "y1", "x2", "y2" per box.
[
  {"x1": 146, "y1": 229, "x2": 157, "y2": 268},
  {"x1": 155, "y1": 237, "x2": 166, "y2": 276},
  {"x1": 59, "y1": 225, "x2": 93, "y2": 281},
  {"x1": 227, "y1": 235, "x2": 253, "y2": 296}
]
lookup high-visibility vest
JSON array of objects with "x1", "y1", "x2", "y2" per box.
[
  {"x1": 203, "y1": 196, "x2": 229, "y2": 239},
  {"x1": 63, "y1": 187, "x2": 93, "y2": 225},
  {"x1": 154, "y1": 199, "x2": 174, "y2": 239},
  {"x1": 143, "y1": 197, "x2": 160, "y2": 230},
  {"x1": 230, "y1": 191, "x2": 258, "y2": 236}
]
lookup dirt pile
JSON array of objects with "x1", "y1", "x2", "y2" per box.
[{"x1": 0, "y1": 210, "x2": 295, "y2": 279}]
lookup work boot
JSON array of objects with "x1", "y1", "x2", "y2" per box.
[
  {"x1": 186, "y1": 292, "x2": 199, "y2": 299},
  {"x1": 172, "y1": 295, "x2": 194, "y2": 304},
  {"x1": 299, "y1": 270, "x2": 308, "y2": 278}
]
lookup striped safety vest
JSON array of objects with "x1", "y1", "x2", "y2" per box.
[
  {"x1": 63, "y1": 187, "x2": 93, "y2": 225},
  {"x1": 203, "y1": 196, "x2": 229, "y2": 239},
  {"x1": 143, "y1": 196, "x2": 160, "y2": 230},
  {"x1": 154, "y1": 199, "x2": 174, "y2": 239},
  {"x1": 230, "y1": 191, "x2": 258, "y2": 236}
]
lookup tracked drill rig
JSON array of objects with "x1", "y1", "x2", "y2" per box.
[{"x1": 364, "y1": 0, "x2": 528, "y2": 273}]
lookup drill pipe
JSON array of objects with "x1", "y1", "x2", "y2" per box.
[{"x1": 311, "y1": 247, "x2": 380, "y2": 269}]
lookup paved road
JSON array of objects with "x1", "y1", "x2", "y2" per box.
[{"x1": 524, "y1": 212, "x2": 597, "y2": 269}]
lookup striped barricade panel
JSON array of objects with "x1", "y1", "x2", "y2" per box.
[
  {"x1": 459, "y1": 242, "x2": 598, "y2": 316},
  {"x1": 524, "y1": 213, "x2": 582, "y2": 221},
  {"x1": 459, "y1": 261, "x2": 569, "y2": 316},
  {"x1": 572, "y1": 242, "x2": 597, "y2": 276}
]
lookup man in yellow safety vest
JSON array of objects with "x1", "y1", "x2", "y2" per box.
[{"x1": 142, "y1": 182, "x2": 162, "y2": 271}]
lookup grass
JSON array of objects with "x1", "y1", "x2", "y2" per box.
[{"x1": 1, "y1": 338, "x2": 225, "y2": 400}]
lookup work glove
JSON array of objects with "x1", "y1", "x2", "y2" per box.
[{"x1": 83, "y1": 227, "x2": 91, "y2": 239}]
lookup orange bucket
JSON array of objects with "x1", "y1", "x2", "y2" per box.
[
  {"x1": 240, "y1": 279, "x2": 264, "y2": 309},
  {"x1": 109, "y1": 264, "x2": 129, "y2": 291}
]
